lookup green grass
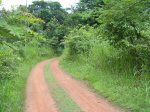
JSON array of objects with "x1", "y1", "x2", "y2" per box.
[
  {"x1": 60, "y1": 59, "x2": 150, "y2": 112},
  {"x1": 0, "y1": 56, "x2": 52, "y2": 112},
  {"x1": 44, "y1": 63, "x2": 83, "y2": 112}
]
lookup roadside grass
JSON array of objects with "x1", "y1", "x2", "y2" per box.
[
  {"x1": 44, "y1": 63, "x2": 83, "y2": 112},
  {"x1": 60, "y1": 60, "x2": 150, "y2": 112},
  {"x1": 0, "y1": 51, "x2": 53, "y2": 112}
]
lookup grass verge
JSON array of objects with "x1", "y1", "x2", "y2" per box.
[
  {"x1": 0, "y1": 57, "x2": 51, "y2": 112},
  {"x1": 44, "y1": 63, "x2": 83, "y2": 112},
  {"x1": 60, "y1": 60, "x2": 150, "y2": 112}
]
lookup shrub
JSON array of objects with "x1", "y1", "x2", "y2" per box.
[
  {"x1": 63, "y1": 26, "x2": 136, "y2": 76},
  {"x1": 0, "y1": 44, "x2": 19, "y2": 80},
  {"x1": 63, "y1": 26, "x2": 100, "y2": 59}
]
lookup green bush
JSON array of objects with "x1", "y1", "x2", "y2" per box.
[
  {"x1": 63, "y1": 26, "x2": 100, "y2": 59},
  {"x1": 63, "y1": 26, "x2": 134, "y2": 75},
  {"x1": 22, "y1": 39, "x2": 53, "y2": 60},
  {"x1": 0, "y1": 44, "x2": 19, "y2": 80}
]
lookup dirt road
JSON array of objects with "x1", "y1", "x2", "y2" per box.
[{"x1": 25, "y1": 58, "x2": 121, "y2": 112}]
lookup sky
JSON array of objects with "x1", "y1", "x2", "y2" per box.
[{"x1": 0, "y1": 0, "x2": 79, "y2": 10}]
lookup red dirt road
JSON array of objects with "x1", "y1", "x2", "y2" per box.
[
  {"x1": 50, "y1": 58, "x2": 121, "y2": 112},
  {"x1": 25, "y1": 60, "x2": 58, "y2": 112},
  {"x1": 25, "y1": 58, "x2": 121, "y2": 112}
]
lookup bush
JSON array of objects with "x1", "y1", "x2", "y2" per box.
[
  {"x1": 22, "y1": 39, "x2": 53, "y2": 60},
  {"x1": 63, "y1": 29, "x2": 134, "y2": 75},
  {"x1": 63, "y1": 26, "x2": 100, "y2": 59},
  {"x1": 0, "y1": 44, "x2": 19, "y2": 80}
]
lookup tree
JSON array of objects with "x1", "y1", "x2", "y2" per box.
[
  {"x1": 28, "y1": 1, "x2": 69, "y2": 52},
  {"x1": 28, "y1": 1, "x2": 67, "y2": 23},
  {"x1": 76, "y1": 0, "x2": 104, "y2": 11},
  {"x1": 67, "y1": 0, "x2": 104, "y2": 27},
  {"x1": 45, "y1": 18, "x2": 68, "y2": 51},
  {"x1": 100, "y1": 0, "x2": 150, "y2": 75}
]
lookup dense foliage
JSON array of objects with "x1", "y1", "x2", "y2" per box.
[
  {"x1": 100, "y1": 0, "x2": 150, "y2": 75},
  {"x1": 28, "y1": 1, "x2": 68, "y2": 51},
  {"x1": 0, "y1": 5, "x2": 53, "y2": 112},
  {"x1": 63, "y1": 0, "x2": 150, "y2": 76},
  {"x1": 0, "y1": 12, "x2": 48, "y2": 80},
  {"x1": 61, "y1": 0, "x2": 150, "y2": 111}
]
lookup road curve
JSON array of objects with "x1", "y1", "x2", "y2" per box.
[{"x1": 25, "y1": 58, "x2": 122, "y2": 112}]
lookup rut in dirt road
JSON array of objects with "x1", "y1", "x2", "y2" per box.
[
  {"x1": 50, "y1": 58, "x2": 121, "y2": 112},
  {"x1": 25, "y1": 60, "x2": 58, "y2": 112}
]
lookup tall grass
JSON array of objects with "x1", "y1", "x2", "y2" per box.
[{"x1": 89, "y1": 42, "x2": 134, "y2": 75}]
